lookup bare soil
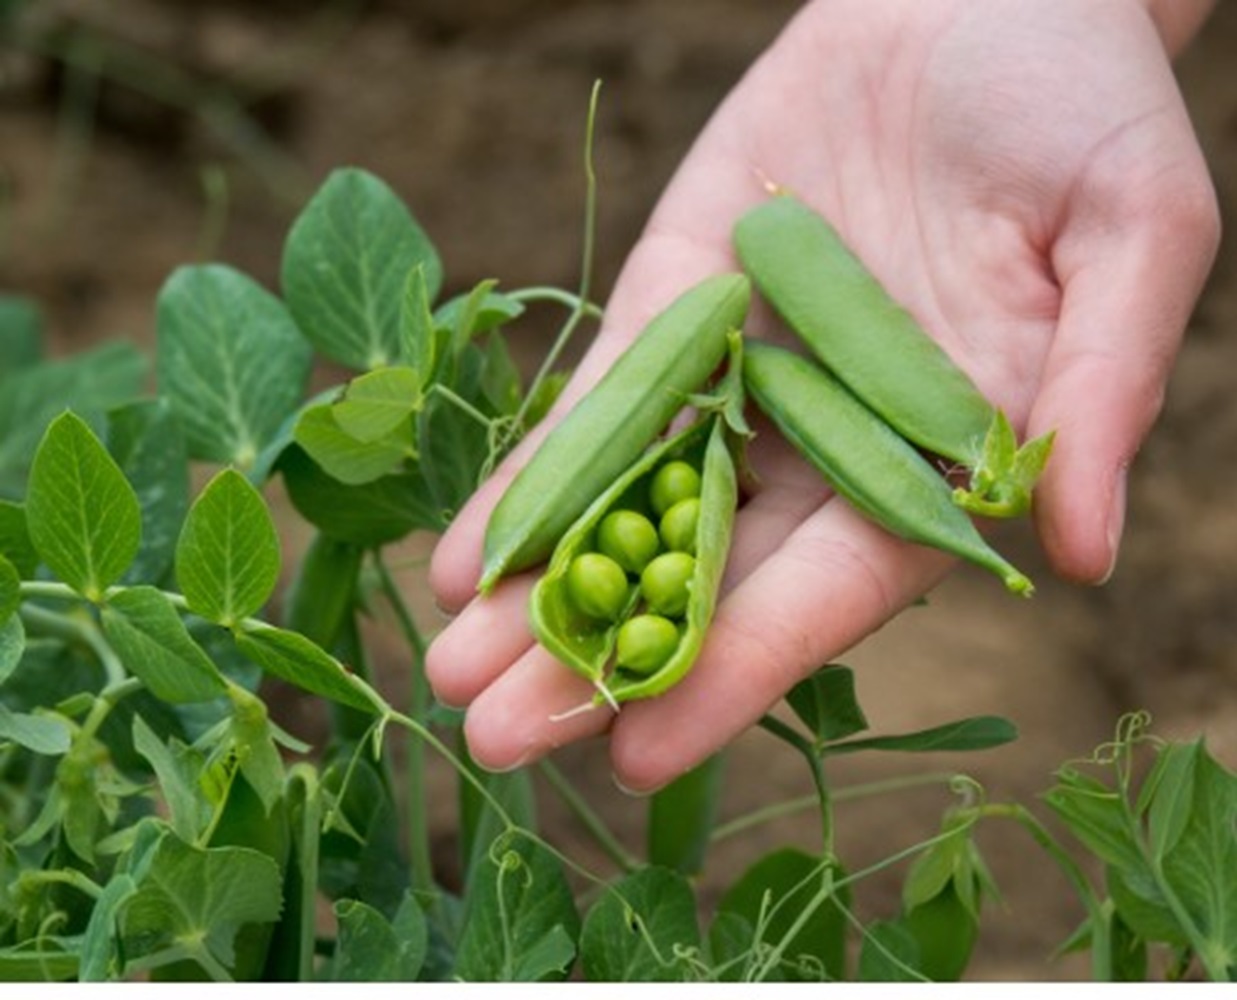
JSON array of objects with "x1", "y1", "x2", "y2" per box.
[{"x1": 2, "y1": 0, "x2": 1235, "y2": 980}]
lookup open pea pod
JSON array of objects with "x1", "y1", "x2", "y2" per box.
[{"x1": 530, "y1": 415, "x2": 737, "y2": 707}]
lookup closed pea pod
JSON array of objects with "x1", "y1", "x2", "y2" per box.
[
  {"x1": 479, "y1": 273, "x2": 749, "y2": 592},
  {"x1": 734, "y1": 193, "x2": 1052, "y2": 516},
  {"x1": 743, "y1": 341, "x2": 1033, "y2": 595}
]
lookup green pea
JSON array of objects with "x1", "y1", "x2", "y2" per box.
[
  {"x1": 565, "y1": 553, "x2": 630, "y2": 621},
  {"x1": 649, "y1": 460, "x2": 702, "y2": 517},
  {"x1": 480, "y1": 274, "x2": 750, "y2": 592},
  {"x1": 616, "y1": 614, "x2": 681, "y2": 675},
  {"x1": 640, "y1": 551, "x2": 696, "y2": 618},
  {"x1": 742, "y1": 341, "x2": 1033, "y2": 595},
  {"x1": 596, "y1": 509, "x2": 661, "y2": 574},
  {"x1": 658, "y1": 497, "x2": 700, "y2": 554}
]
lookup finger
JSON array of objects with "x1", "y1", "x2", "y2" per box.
[
  {"x1": 424, "y1": 574, "x2": 537, "y2": 709},
  {"x1": 609, "y1": 500, "x2": 955, "y2": 792},
  {"x1": 1032, "y1": 142, "x2": 1219, "y2": 583},
  {"x1": 462, "y1": 646, "x2": 613, "y2": 772}
]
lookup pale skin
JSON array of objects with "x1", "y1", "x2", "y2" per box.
[{"x1": 427, "y1": 0, "x2": 1221, "y2": 791}]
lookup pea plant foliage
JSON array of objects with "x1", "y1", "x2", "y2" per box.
[{"x1": 0, "y1": 160, "x2": 1234, "y2": 983}]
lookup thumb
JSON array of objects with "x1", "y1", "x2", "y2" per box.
[{"x1": 1030, "y1": 164, "x2": 1219, "y2": 584}]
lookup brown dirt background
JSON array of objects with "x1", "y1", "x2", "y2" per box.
[{"x1": 2, "y1": 0, "x2": 1235, "y2": 981}]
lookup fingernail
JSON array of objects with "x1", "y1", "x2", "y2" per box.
[
  {"x1": 612, "y1": 773, "x2": 655, "y2": 798},
  {"x1": 1098, "y1": 467, "x2": 1128, "y2": 585}
]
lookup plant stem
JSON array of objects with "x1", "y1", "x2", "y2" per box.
[
  {"x1": 371, "y1": 551, "x2": 433, "y2": 897},
  {"x1": 757, "y1": 715, "x2": 834, "y2": 856},
  {"x1": 18, "y1": 600, "x2": 125, "y2": 686},
  {"x1": 537, "y1": 759, "x2": 639, "y2": 874},
  {"x1": 711, "y1": 771, "x2": 960, "y2": 844},
  {"x1": 494, "y1": 81, "x2": 603, "y2": 458},
  {"x1": 507, "y1": 286, "x2": 603, "y2": 319}
]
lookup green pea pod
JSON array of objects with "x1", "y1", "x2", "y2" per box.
[
  {"x1": 530, "y1": 415, "x2": 737, "y2": 706},
  {"x1": 743, "y1": 341, "x2": 1033, "y2": 596},
  {"x1": 479, "y1": 273, "x2": 750, "y2": 592},
  {"x1": 734, "y1": 193, "x2": 1053, "y2": 516}
]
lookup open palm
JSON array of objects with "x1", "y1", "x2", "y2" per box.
[{"x1": 427, "y1": 0, "x2": 1219, "y2": 790}]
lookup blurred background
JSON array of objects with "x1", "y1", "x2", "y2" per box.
[{"x1": 1, "y1": 0, "x2": 1235, "y2": 980}]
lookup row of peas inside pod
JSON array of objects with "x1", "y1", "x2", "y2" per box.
[{"x1": 531, "y1": 417, "x2": 738, "y2": 710}]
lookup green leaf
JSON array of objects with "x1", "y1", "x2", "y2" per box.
[
  {"x1": 0, "y1": 340, "x2": 146, "y2": 495},
  {"x1": 1142, "y1": 739, "x2": 1200, "y2": 862},
  {"x1": 454, "y1": 830, "x2": 580, "y2": 982},
  {"x1": 102, "y1": 586, "x2": 228, "y2": 703},
  {"x1": 0, "y1": 552, "x2": 17, "y2": 623},
  {"x1": 647, "y1": 753, "x2": 725, "y2": 876},
  {"x1": 433, "y1": 285, "x2": 524, "y2": 342},
  {"x1": 716, "y1": 848, "x2": 849, "y2": 981},
  {"x1": 579, "y1": 866, "x2": 699, "y2": 983},
  {"x1": 1109, "y1": 864, "x2": 1188, "y2": 947},
  {"x1": 293, "y1": 403, "x2": 413, "y2": 486},
  {"x1": 1044, "y1": 767, "x2": 1146, "y2": 874},
  {"x1": 282, "y1": 168, "x2": 443, "y2": 371},
  {"x1": 106, "y1": 399, "x2": 190, "y2": 585},
  {"x1": 233, "y1": 622, "x2": 385, "y2": 714},
  {"x1": 902, "y1": 881, "x2": 979, "y2": 981},
  {"x1": 0, "y1": 702, "x2": 71, "y2": 755},
  {"x1": 400, "y1": 264, "x2": 437, "y2": 383},
  {"x1": 132, "y1": 716, "x2": 211, "y2": 842},
  {"x1": 25, "y1": 411, "x2": 142, "y2": 601},
  {"x1": 858, "y1": 920, "x2": 922, "y2": 981},
  {"x1": 1158, "y1": 743, "x2": 1237, "y2": 969},
  {"x1": 785, "y1": 665, "x2": 868, "y2": 744},
  {"x1": 0, "y1": 613, "x2": 23, "y2": 685},
  {"x1": 824, "y1": 715, "x2": 1017, "y2": 756},
  {"x1": 79, "y1": 873, "x2": 138, "y2": 981},
  {"x1": 332, "y1": 894, "x2": 428, "y2": 982},
  {"x1": 0, "y1": 500, "x2": 37, "y2": 577},
  {"x1": 120, "y1": 830, "x2": 283, "y2": 974},
  {"x1": 458, "y1": 740, "x2": 537, "y2": 882},
  {"x1": 334, "y1": 366, "x2": 423, "y2": 442},
  {"x1": 175, "y1": 468, "x2": 280, "y2": 627},
  {"x1": 279, "y1": 445, "x2": 443, "y2": 546},
  {"x1": 156, "y1": 264, "x2": 312, "y2": 468},
  {"x1": 0, "y1": 294, "x2": 43, "y2": 371}
]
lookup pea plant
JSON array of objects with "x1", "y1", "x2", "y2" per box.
[{"x1": 1, "y1": 150, "x2": 1235, "y2": 979}]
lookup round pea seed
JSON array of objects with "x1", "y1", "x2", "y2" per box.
[
  {"x1": 616, "y1": 614, "x2": 680, "y2": 675},
  {"x1": 658, "y1": 497, "x2": 700, "y2": 554},
  {"x1": 640, "y1": 551, "x2": 696, "y2": 618},
  {"x1": 649, "y1": 460, "x2": 702, "y2": 517},
  {"x1": 566, "y1": 553, "x2": 630, "y2": 622},
  {"x1": 596, "y1": 509, "x2": 661, "y2": 574}
]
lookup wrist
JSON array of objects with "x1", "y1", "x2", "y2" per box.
[{"x1": 1140, "y1": 0, "x2": 1215, "y2": 56}]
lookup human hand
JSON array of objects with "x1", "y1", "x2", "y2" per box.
[{"x1": 427, "y1": 0, "x2": 1220, "y2": 791}]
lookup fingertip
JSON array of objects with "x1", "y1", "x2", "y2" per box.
[{"x1": 1034, "y1": 446, "x2": 1127, "y2": 585}]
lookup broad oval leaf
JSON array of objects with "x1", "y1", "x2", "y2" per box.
[
  {"x1": 25, "y1": 411, "x2": 142, "y2": 601},
  {"x1": 332, "y1": 895, "x2": 427, "y2": 982},
  {"x1": 282, "y1": 168, "x2": 443, "y2": 371},
  {"x1": 0, "y1": 501, "x2": 38, "y2": 578},
  {"x1": 107, "y1": 399, "x2": 190, "y2": 585},
  {"x1": 0, "y1": 553, "x2": 17, "y2": 623},
  {"x1": 233, "y1": 622, "x2": 385, "y2": 715},
  {"x1": 0, "y1": 614, "x2": 23, "y2": 686},
  {"x1": 580, "y1": 866, "x2": 699, "y2": 983},
  {"x1": 334, "y1": 366, "x2": 422, "y2": 442},
  {"x1": 0, "y1": 702, "x2": 71, "y2": 756},
  {"x1": 786, "y1": 665, "x2": 868, "y2": 745},
  {"x1": 454, "y1": 830, "x2": 580, "y2": 982},
  {"x1": 101, "y1": 586, "x2": 228, "y2": 703},
  {"x1": 293, "y1": 404, "x2": 413, "y2": 486},
  {"x1": 175, "y1": 469, "x2": 280, "y2": 627},
  {"x1": 156, "y1": 264, "x2": 313, "y2": 468}
]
